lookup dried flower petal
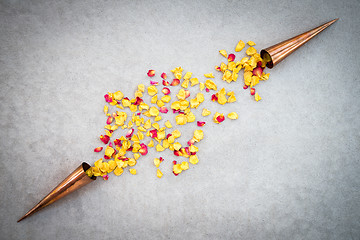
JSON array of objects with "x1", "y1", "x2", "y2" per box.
[
  {"x1": 161, "y1": 72, "x2": 167, "y2": 79},
  {"x1": 147, "y1": 70, "x2": 155, "y2": 77},
  {"x1": 202, "y1": 108, "x2": 211, "y2": 116},
  {"x1": 204, "y1": 73, "x2": 214, "y2": 78},
  {"x1": 139, "y1": 143, "x2": 148, "y2": 155},
  {"x1": 162, "y1": 87, "x2": 171, "y2": 95},
  {"x1": 253, "y1": 66, "x2": 263, "y2": 77},
  {"x1": 157, "y1": 169, "x2": 163, "y2": 178},
  {"x1": 162, "y1": 80, "x2": 170, "y2": 86},
  {"x1": 126, "y1": 128, "x2": 134, "y2": 138},
  {"x1": 247, "y1": 41, "x2": 256, "y2": 46},
  {"x1": 235, "y1": 40, "x2": 245, "y2": 52},
  {"x1": 197, "y1": 121, "x2": 205, "y2": 127},
  {"x1": 255, "y1": 92, "x2": 262, "y2": 101},
  {"x1": 250, "y1": 88, "x2": 255, "y2": 95},
  {"x1": 150, "y1": 80, "x2": 159, "y2": 85},
  {"x1": 227, "y1": 112, "x2": 239, "y2": 119},
  {"x1": 189, "y1": 155, "x2": 199, "y2": 164},
  {"x1": 159, "y1": 106, "x2": 168, "y2": 113},
  {"x1": 228, "y1": 54, "x2": 235, "y2": 62},
  {"x1": 219, "y1": 49, "x2": 227, "y2": 58},
  {"x1": 94, "y1": 147, "x2": 103, "y2": 152},
  {"x1": 170, "y1": 78, "x2": 180, "y2": 86},
  {"x1": 100, "y1": 135, "x2": 110, "y2": 144}
]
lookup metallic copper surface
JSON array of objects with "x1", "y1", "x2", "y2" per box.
[
  {"x1": 17, "y1": 162, "x2": 96, "y2": 222},
  {"x1": 260, "y1": 18, "x2": 338, "y2": 68}
]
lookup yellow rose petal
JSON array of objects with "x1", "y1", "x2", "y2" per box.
[
  {"x1": 154, "y1": 158, "x2": 161, "y2": 168},
  {"x1": 114, "y1": 167, "x2": 124, "y2": 176},
  {"x1": 227, "y1": 112, "x2": 239, "y2": 120},
  {"x1": 156, "y1": 169, "x2": 163, "y2": 178},
  {"x1": 189, "y1": 155, "x2": 199, "y2": 165},
  {"x1": 156, "y1": 144, "x2": 165, "y2": 152},
  {"x1": 255, "y1": 92, "x2": 262, "y2": 101},
  {"x1": 202, "y1": 108, "x2": 211, "y2": 116},
  {"x1": 180, "y1": 161, "x2": 189, "y2": 170},
  {"x1": 204, "y1": 73, "x2": 214, "y2": 78},
  {"x1": 235, "y1": 40, "x2": 245, "y2": 52},
  {"x1": 219, "y1": 49, "x2": 227, "y2": 58},
  {"x1": 165, "y1": 120, "x2": 172, "y2": 128},
  {"x1": 129, "y1": 169, "x2": 137, "y2": 175},
  {"x1": 247, "y1": 41, "x2": 256, "y2": 46},
  {"x1": 148, "y1": 86, "x2": 158, "y2": 96}
]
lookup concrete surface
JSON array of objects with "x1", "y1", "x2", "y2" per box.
[{"x1": 0, "y1": 0, "x2": 359, "y2": 239}]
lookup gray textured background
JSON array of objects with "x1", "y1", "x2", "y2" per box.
[{"x1": 1, "y1": 0, "x2": 359, "y2": 239}]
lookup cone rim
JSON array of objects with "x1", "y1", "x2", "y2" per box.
[{"x1": 82, "y1": 162, "x2": 96, "y2": 180}]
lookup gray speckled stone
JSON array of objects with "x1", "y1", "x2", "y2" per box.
[{"x1": 1, "y1": 0, "x2": 359, "y2": 239}]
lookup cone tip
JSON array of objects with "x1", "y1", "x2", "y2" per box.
[{"x1": 17, "y1": 215, "x2": 27, "y2": 223}]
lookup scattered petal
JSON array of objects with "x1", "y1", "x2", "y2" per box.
[
  {"x1": 147, "y1": 70, "x2": 155, "y2": 77},
  {"x1": 94, "y1": 147, "x2": 103, "y2": 152},
  {"x1": 162, "y1": 87, "x2": 171, "y2": 95},
  {"x1": 170, "y1": 78, "x2": 180, "y2": 86},
  {"x1": 235, "y1": 40, "x2": 245, "y2": 52},
  {"x1": 100, "y1": 135, "x2": 110, "y2": 144},
  {"x1": 157, "y1": 169, "x2": 163, "y2": 178},
  {"x1": 159, "y1": 106, "x2": 168, "y2": 113},
  {"x1": 255, "y1": 92, "x2": 262, "y2": 101},
  {"x1": 162, "y1": 80, "x2": 170, "y2": 86},
  {"x1": 250, "y1": 88, "x2": 255, "y2": 95},
  {"x1": 139, "y1": 143, "x2": 148, "y2": 155},
  {"x1": 227, "y1": 112, "x2": 239, "y2": 119},
  {"x1": 228, "y1": 54, "x2": 235, "y2": 62},
  {"x1": 197, "y1": 121, "x2": 206, "y2": 127},
  {"x1": 150, "y1": 80, "x2": 159, "y2": 85},
  {"x1": 219, "y1": 49, "x2": 227, "y2": 58}
]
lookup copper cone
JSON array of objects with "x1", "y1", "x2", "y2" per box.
[
  {"x1": 260, "y1": 18, "x2": 338, "y2": 68},
  {"x1": 17, "y1": 162, "x2": 96, "y2": 222}
]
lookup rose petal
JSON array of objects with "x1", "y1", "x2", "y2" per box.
[
  {"x1": 104, "y1": 94, "x2": 112, "y2": 103},
  {"x1": 216, "y1": 115, "x2": 225, "y2": 123},
  {"x1": 94, "y1": 147, "x2": 103, "y2": 152},
  {"x1": 170, "y1": 79, "x2": 180, "y2": 86},
  {"x1": 106, "y1": 116, "x2": 113, "y2": 124},
  {"x1": 139, "y1": 143, "x2": 148, "y2": 155},
  {"x1": 162, "y1": 80, "x2": 170, "y2": 86},
  {"x1": 253, "y1": 66, "x2": 263, "y2": 78},
  {"x1": 100, "y1": 135, "x2": 110, "y2": 144},
  {"x1": 184, "y1": 90, "x2": 190, "y2": 98},
  {"x1": 228, "y1": 53, "x2": 235, "y2": 62},
  {"x1": 197, "y1": 121, "x2": 206, "y2": 127},
  {"x1": 147, "y1": 70, "x2": 155, "y2": 77},
  {"x1": 161, "y1": 72, "x2": 167, "y2": 79},
  {"x1": 150, "y1": 80, "x2": 159, "y2": 85},
  {"x1": 159, "y1": 106, "x2": 168, "y2": 113},
  {"x1": 250, "y1": 88, "x2": 255, "y2": 95},
  {"x1": 126, "y1": 128, "x2": 134, "y2": 138},
  {"x1": 162, "y1": 87, "x2": 171, "y2": 95},
  {"x1": 149, "y1": 129, "x2": 157, "y2": 138}
]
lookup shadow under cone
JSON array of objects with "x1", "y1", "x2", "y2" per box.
[
  {"x1": 17, "y1": 162, "x2": 96, "y2": 222},
  {"x1": 261, "y1": 18, "x2": 338, "y2": 68}
]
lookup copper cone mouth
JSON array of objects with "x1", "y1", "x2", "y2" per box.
[
  {"x1": 17, "y1": 162, "x2": 96, "y2": 222},
  {"x1": 261, "y1": 18, "x2": 338, "y2": 69}
]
